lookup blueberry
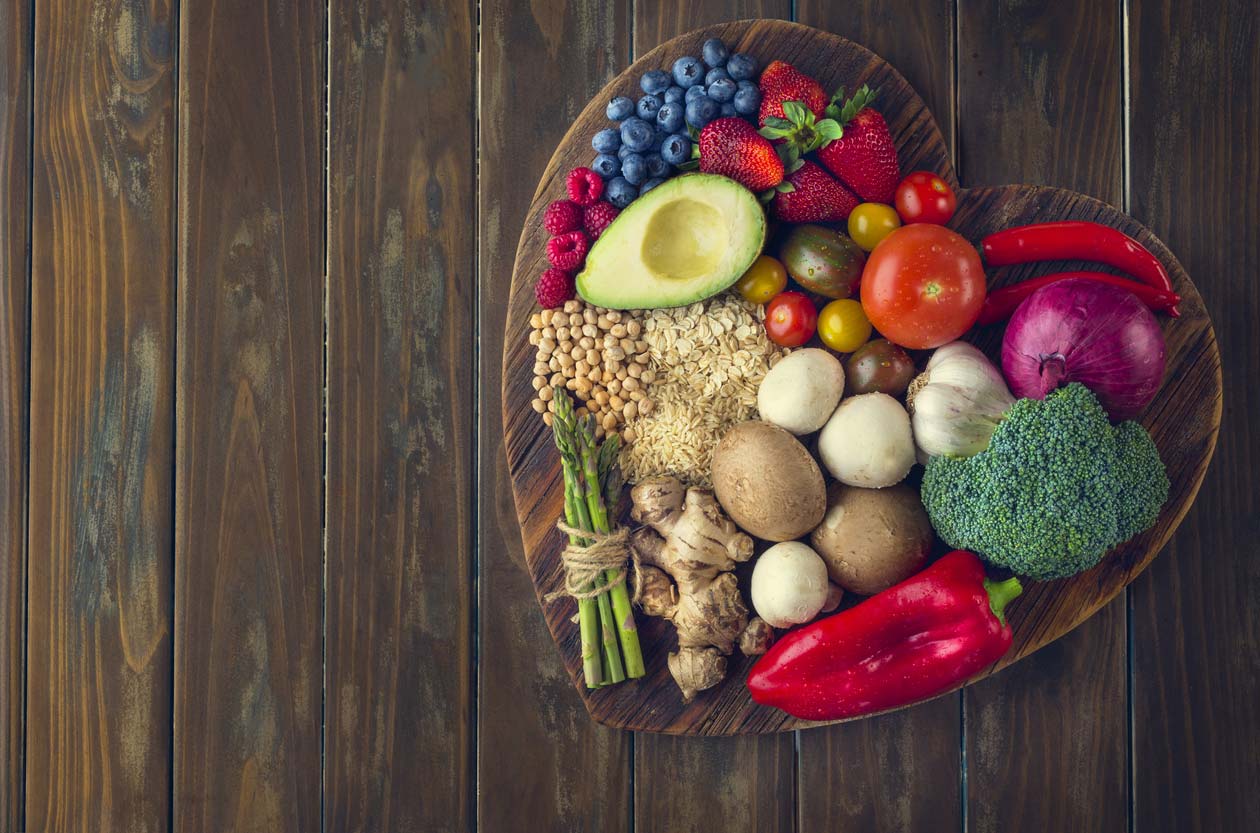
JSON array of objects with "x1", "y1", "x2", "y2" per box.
[
  {"x1": 617, "y1": 144, "x2": 636, "y2": 160},
  {"x1": 733, "y1": 83, "x2": 761, "y2": 116},
  {"x1": 702, "y1": 38, "x2": 729, "y2": 68},
  {"x1": 653, "y1": 126, "x2": 670, "y2": 149},
  {"x1": 685, "y1": 96, "x2": 719, "y2": 129},
  {"x1": 640, "y1": 69, "x2": 671, "y2": 95},
  {"x1": 621, "y1": 153, "x2": 648, "y2": 186},
  {"x1": 620, "y1": 116, "x2": 655, "y2": 152},
  {"x1": 685, "y1": 84, "x2": 709, "y2": 104},
  {"x1": 720, "y1": 102, "x2": 738, "y2": 118},
  {"x1": 606, "y1": 176, "x2": 637, "y2": 209},
  {"x1": 726, "y1": 53, "x2": 758, "y2": 81},
  {"x1": 705, "y1": 66, "x2": 731, "y2": 86},
  {"x1": 592, "y1": 153, "x2": 621, "y2": 179},
  {"x1": 592, "y1": 128, "x2": 621, "y2": 154},
  {"x1": 671, "y1": 56, "x2": 705, "y2": 88},
  {"x1": 636, "y1": 94, "x2": 663, "y2": 121},
  {"x1": 707, "y1": 77, "x2": 737, "y2": 104},
  {"x1": 645, "y1": 153, "x2": 670, "y2": 179},
  {"x1": 607, "y1": 95, "x2": 635, "y2": 121},
  {"x1": 660, "y1": 133, "x2": 692, "y2": 166},
  {"x1": 640, "y1": 177, "x2": 667, "y2": 195},
  {"x1": 656, "y1": 101, "x2": 685, "y2": 133},
  {"x1": 663, "y1": 86, "x2": 686, "y2": 104}
]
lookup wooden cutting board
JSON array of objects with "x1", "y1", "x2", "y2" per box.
[{"x1": 500, "y1": 19, "x2": 1221, "y2": 735}]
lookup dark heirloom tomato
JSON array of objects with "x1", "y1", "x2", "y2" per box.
[
  {"x1": 845, "y1": 339, "x2": 916, "y2": 396},
  {"x1": 860, "y1": 224, "x2": 986, "y2": 350}
]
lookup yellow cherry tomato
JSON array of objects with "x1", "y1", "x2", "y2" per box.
[
  {"x1": 847, "y1": 202, "x2": 902, "y2": 252},
  {"x1": 817, "y1": 299, "x2": 872, "y2": 353},
  {"x1": 734, "y1": 255, "x2": 788, "y2": 304}
]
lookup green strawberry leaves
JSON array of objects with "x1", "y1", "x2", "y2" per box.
[
  {"x1": 825, "y1": 83, "x2": 880, "y2": 125},
  {"x1": 759, "y1": 99, "x2": 845, "y2": 155}
]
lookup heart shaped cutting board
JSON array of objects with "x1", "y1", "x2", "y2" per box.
[{"x1": 501, "y1": 19, "x2": 1221, "y2": 735}]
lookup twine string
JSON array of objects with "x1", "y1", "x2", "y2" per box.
[{"x1": 545, "y1": 521, "x2": 642, "y2": 603}]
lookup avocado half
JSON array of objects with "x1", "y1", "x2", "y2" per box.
[{"x1": 576, "y1": 173, "x2": 767, "y2": 310}]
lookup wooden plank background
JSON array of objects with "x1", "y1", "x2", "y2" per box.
[{"x1": 1, "y1": 0, "x2": 1257, "y2": 831}]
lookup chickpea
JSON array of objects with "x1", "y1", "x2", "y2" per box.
[
  {"x1": 530, "y1": 313, "x2": 544, "y2": 329},
  {"x1": 623, "y1": 377, "x2": 639, "y2": 392},
  {"x1": 609, "y1": 394, "x2": 624, "y2": 411},
  {"x1": 575, "y1": 377, "x2": 592, "y2": 395},
  {"x1": 538, "y1": 337, "x2": 556, "y2": 355},
  {"x1": 557, "y1": 353, "x2": 574, "y2": 369},
  {"x1": 639, "y1": 398, "x2": 654, "y2": 414},
  {"x1": 629, "y1": 389, "x2": 645, "y2": 402},
  {"x1": 594, "y1": 390, "x2": 610, "y2": 406},
  {"x1": 543, "y1": 412, "x2": 554, "y2": 427},
  {"x1": 546, "y1": 399, "x2": 557, "y2": 414},
  {"x1": 627, "y1": 363, "x2": 642, "y2": 379},
  {"x1": 622, "y1": 426, "x2": 636, "y2": 443},
  {"x1": 608, "y1": 379, "x2": 622, "y2": 395},
  {"x1": 583, "y1": 307, "x2": 597, "y2": 324},
  {"x1": 531, "y1": 398, "x2": 545, "y2": 413},
  {"x1": 575, "y1": 360, "x2": 590, "y2": 376},
  {"x1": 606, "y1": 310, "x2": 622, "y2": 323},
  {"x1": 528, "y1": 330, "x2": 541, "y2": 346},
  {"x1": 623, "y1": 401, "x2": 638, "y2": 420},
  {"x1": 615, "y1": 367, "x2": 628, "y2": 381},
  {"x1": 579, "y1": 336, "x2": 594, "y2": 350},
  {"x1": 582, "y1": 323, "x2": 598, "y2": 338},
  {"x1": 531, "y1": 376, "x2": 545, "y2": 391},
  {"x1": 627, "y1": 320, "x2": 642, "y2": 337},
  {"x1": 550, "y1": 373, "x2": 565, "y2": 389},
  {"x1": 569, "y1": 345, "x2": 584, "y2": 363},
  {"x1": 548, "y1": 356, "x2": 561, "y2": 373},
  {"x1": 620, "y1": 338, "x2": 635, "y2": 354},
  {"x1": 640, "y1": 369, "x2": 655, "y2": 384},
  {"x1": 576, "y1": 406, "x2": 589, "y2": 418},
  {"x1": 542, "y1": 326, "x2": 556, "y2": 341},
  {"x1": 602, "y1": 413, "x2": 618, "y2": 431},
  {"x1": 555, "y1": 325, "x2": 569, "y2": 341},
  {"x1": 533, "y1": 361, "x2": 549, "y2": 376},
  {"x1": 563, "y1": 300, "x2": 581, "y2": 314},
  {"x1": 569, "y1": 313, "x2": 583, "y2": 328},
  {"x1": 588, "y1": 368, "x2": 601, "y2": 382},
  {"x1": 610, "y1": 323, "x2": 627, "y2": 338},
  {"x1": 539, "y1": 385, "x2": 554, "y2": 401},
  {"x1": 605, "y1": 346, "x2": 626, "y2": 362},
  {"x1": 585, "y1": 349, "x2": 600, "y2": 366}
]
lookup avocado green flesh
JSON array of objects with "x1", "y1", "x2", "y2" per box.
[{"x1": 576, "y1": 174, "x2": 766, "y2": 310}]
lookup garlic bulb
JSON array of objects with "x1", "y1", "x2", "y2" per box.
[{"x1": 906, "y1": 342, "x2": 1015, "y2": 459}]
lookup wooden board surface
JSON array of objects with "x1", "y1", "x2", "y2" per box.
[
  {"x1": 174, "y1": 2, "x2": 324, "y2": 829},
  {"x1": 26, "y1": 1, "x2": 175, "y2": 830},
  {"x1": 502, "y1": 19, "x2": 1221, "y2": 735}
]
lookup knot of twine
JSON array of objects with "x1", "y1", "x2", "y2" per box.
[{"x1": 545, "y1": 521, "x2": 641, "y2": 604}]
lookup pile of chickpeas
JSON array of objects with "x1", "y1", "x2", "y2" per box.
[{"x1": 529, "y1": 300, "x2": 656, "y2": 441}]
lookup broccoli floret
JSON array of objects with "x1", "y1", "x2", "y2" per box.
[{"x1": 921, "y1": 383, "x2": 1168, "y2": 581}]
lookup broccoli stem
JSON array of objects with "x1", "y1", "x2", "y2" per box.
[{"x1": 984, "y1": 576, "x2": 1024, "y2": 626}]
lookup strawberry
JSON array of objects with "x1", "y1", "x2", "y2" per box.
[
  {"x1": 770, "y1": 160, "x2": 860, "y2": 224},
  {"x1": 816, "y1": 85, "x2": 899, "y2": 204},
  {"x1": 757, "y1": 60, "x2": 828, "y2": 126},
  {"x1": 534, "y1": 267, "x2": 576, "y2": 309},
  {"x1": 698, "y1": 117, "x2": 784, "y2": 191}
]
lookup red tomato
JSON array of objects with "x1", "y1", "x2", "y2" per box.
[
  {"x1": 764, "y1": 291, "x2": 818, "y2": 348},
  {"x1": 860, "y1": 224, "x2": 985, "y2": 349},
  {"x1": 895, "y1": 171, "x2": 957, "y2": 225}
]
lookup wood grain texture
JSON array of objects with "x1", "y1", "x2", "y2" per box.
[
  {"x1": 324, "y1": 1, "x2": 476, "y2": 831},
  {"x1": 0, "y1": 0, "x2": 29, "y2": 828},
  {"x1": 797, "y1": 0, "x2": 954, "y2": 157},
  {"x1": 957, "y1": 2, "x2": 1128, "y2": 830},
  {"x1": 502, "y1": 20, "x2": 1219, "y2": 735},
  {"x1": 477, "y1": 2, "x2": 634, "y2": 830},
  {"x1": 174, "y1": 1, "x2": 324, "y2": 830},
  {"x1": 25, "y1": 1, "x2": 174, "y2": 830},
  {"x1": 1128, "y1": 2, "x2": 1260, "y2": 830},
  {"x1": 629, "y1": 6, "x2": 796, "y2": 831},
  {"x1": 791, "y1": 5, "x2": 961, "y2": 827}
]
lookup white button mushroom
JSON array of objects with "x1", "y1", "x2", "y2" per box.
[
  {"x1": 817, "y1": 392, "x2": 916, "y2": 488},
  {"x1": 750, "y1": 541, "x2": 831, "y2": 629},
  {"x1": 756, "y1": 348, "x2": 846, "y2": 435}
]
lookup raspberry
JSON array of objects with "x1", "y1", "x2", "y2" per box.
[
  {"x1": 582, "y1": 201, "x2": 620, "y2": 240},
  {"x1": 534, "y1": 267, "x2": 575, "y2": 309},
  {"x1": 566, "y1": 167, "x2": 604, "y2": 206},
  {"x1": 547, "y1": 230, "x2": 589, "y2": 271},
  {"x1": 543, "y1": 199, "x2": 583, "y2": 235}
]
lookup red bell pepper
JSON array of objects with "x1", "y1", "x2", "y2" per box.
[
  {"x1": 980, "y1": 220, "x2": 1178, "y2": 316},
  {"x1": 747, "y1": 550, "x2": 1022, "y2": 721},
  {"x1": 976, "y1": 270, "x2": 1182, "y2": 326}
]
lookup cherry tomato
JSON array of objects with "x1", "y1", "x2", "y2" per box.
[
  {"x1": 816, "y1": 299, "x2": 872, "y2": 353},
  {"x1": 734, "y1": 255, "x2": 789, "y2": 304},
  {"x1": 894, "y1": 171, "x2": 957, "y2": 225},
  {"x1": 845, "y1": 339, "x2": 916, "y2": 396},
  {"x1": 764, "y1": 291, "x2": 817, "y2": 348},
  {"x1": 860, "y1": 224, "x2": 985, "y2": 349},
  {"x1": 847, "y1": 203, "x2": 902, "y2": 251}
]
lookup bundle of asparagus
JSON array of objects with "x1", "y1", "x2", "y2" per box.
[{"x1": 550, "y1": 389, "x2": 645, "y2": 687}]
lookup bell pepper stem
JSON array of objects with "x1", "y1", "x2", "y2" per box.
[{"x1": 983, "y1": 576, "x2": 1023, "y2": 626}]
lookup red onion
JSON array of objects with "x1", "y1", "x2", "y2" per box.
[{"x1": 1000, "y1": 278, "x2": 1165, "y2": 420}]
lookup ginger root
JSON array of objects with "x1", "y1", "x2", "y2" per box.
[{"x1": 630, "y1": 475, "x2": 771, "y2": 702}]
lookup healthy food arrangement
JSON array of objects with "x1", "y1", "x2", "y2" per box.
[{"x1": 522, "y1": 34, "x2": 1180, "y2": 719}]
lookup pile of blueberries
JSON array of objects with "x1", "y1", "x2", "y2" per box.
[{"x1": 593, "y1": 38, "x2": 761, "y2": 209}]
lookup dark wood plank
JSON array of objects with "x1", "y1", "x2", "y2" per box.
[
  {"x1": 796, "y1": 0, "x2": 954, "y2": 158},
  {"x1": 324, "y1": 2, "x2": 476, "y2": 830},
  {"x1": 1128, "y1": 2, "x2": 1260, "y2": 830},
  {"x1": 630, "y1": 6, "x2": 796, "y2": 832},
  {"x1": 477, "y1": 1, "x2": 634, "y2": 830},
  {"x1": 956, "y1": 2, "x2": 1129, "y2": 831},
  {"x1": 0, "y1": 0, "x2": 29, "y2": 828},
  {"x1": 791, "y1": 5, "x2": 961, "y2": 828},
  {"x1": 25, "y1": 1, "x2": 175, "y2": 830},
  {"x1": 174, "y1": 2, "x2": 324, "y2": 830}
]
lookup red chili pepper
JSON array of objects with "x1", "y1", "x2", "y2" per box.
[
  {"x1": 747, "y1": 551, "x2": 1021, "y2": 721},
  {"x1": 976, "y1": 271, "x2": 1182, "y2": 326},
  {"x1": 981, "y1": 221, "x2": 1178, "y2": 316}
]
